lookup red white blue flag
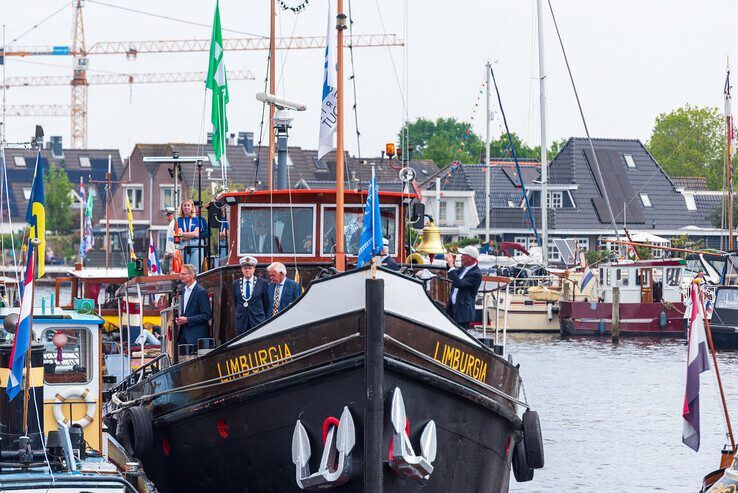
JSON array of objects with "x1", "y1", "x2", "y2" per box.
[
  {"x1": 147, "y1": 232, "x2": 161, "y2": 276},
  {"x1": 682, "y1": 282, "x2": 711, "y2": 451},
  {"x1": 6, "y1": 242, "x2": 36, "y2": 401}
]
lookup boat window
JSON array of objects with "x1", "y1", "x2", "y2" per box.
[
  {"x1": 684, "y1": 258, "x2": 702, "y2": 275},
  {"x1": 605, "y1": 268, "x2": 611, "y2": 286},
  {"x1": 621, "y1": 269, "x2": 629, "y2": 286},
  {"x1": 238, "y1": 206, "x2": 314, "y2": 255},
  {"x1": 322, "y1": 205, "x2": 397, "y2": 256},
  {"x1": 615, "y1": 269, "x2": 621, "y2": 281},
  {"x1": 43, "y1": 328, "x2": 92, "y2": 384},
  {"x1": 716, "y1": 289, "x2": 738, "y2": 309},
  {"x1": 665, "y1": 267, "x2": 682, "y2": 287}
]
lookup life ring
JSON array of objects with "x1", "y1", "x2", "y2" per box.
[{"x1": 53, "y1": 386, "x2": 97, "y2": 428}]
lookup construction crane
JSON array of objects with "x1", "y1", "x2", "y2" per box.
[
  {"x1": 2, "y1": 70, "x2": 255, "y2": 88},
  {"x1": 1, "y1": 1, "x2": 404, "y2": 148}
]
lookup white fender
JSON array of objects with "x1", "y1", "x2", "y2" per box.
[
  {"x1": 53, "y1": 386, "x2": 96, "y2": 428},
  {"x1": 547, "y1": 303, "x2": 554, "y2": 321}
]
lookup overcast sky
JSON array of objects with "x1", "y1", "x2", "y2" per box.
[{"x1": 1, "y1": 0, "x2": 736, "y2": 162}]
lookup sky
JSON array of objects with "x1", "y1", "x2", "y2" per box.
[{"x1": 0, "y1": 0, "x2": 736, "y2": 163}]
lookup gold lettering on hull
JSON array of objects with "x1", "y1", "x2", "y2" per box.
[
  {"x1": 217, "y1": 343, "x2": 293, "y2": 382},
  {"x1": 432, "y1": 342, "x2": 488, "y2": 383}
]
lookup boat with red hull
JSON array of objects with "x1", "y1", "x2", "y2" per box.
[{"x1": 560, "y1": 259, "x2": 687, "y2": 337}]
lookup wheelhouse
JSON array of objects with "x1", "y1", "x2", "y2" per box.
[{"x1": 597, "y1": 259, "x2": 685, "y2": 304}]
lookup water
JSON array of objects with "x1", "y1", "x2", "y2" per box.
[{"x1": 507, "y1": 333, "x2": 738, "y2": 492}]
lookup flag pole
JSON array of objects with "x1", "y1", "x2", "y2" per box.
[
  {"x1": 79, "y1": 177, "x2": 84, "y2": 267},
  {"x1": 21, "y1": 239, "x2": 38, "y2": 436},
  {"x1": 268, "y1": 0, "x2": 276, "y2": 191},
  {"x1": 697, "y1": 283, "x2": 736, "y2": 452}
]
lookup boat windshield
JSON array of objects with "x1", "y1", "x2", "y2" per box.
[
  {"x1": 238, "y1": 205, "x2": 314, "y2": 256},
  {"x1": 715, "y1": 288, "x2": 738, "y2": 309},
  {"x1": 43, "y1": 328, "x2": 92, "y2": 384},
  {"x1": 321, "y1": 206, "x2": 397, "y2": 256}
]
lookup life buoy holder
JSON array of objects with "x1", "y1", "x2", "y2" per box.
[{"x1": 53, "y1": 386, "x2": 96, "y2": 428}]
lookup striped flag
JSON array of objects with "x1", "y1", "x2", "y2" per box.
[
  {"x1": 147, "y1": 232, "x2": 161, "y2": 276},
  {"x1": 580, "y1": 263, "x2": 594, "y2": 291},
  {"x1": 682, "y1": 282, "x2": 711, "y2": 452},
  {"x1": 6, "y1": 242, "x2": 36, "y2": 401}
]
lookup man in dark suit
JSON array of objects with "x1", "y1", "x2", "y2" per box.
[
  {"x1": 380, "y1": 238, "x2": 400, "y2": 271},
  {"x1": 175, "y1": 264, "x2": 212, "y2": 345},
  {"x1": 244, "y1": 216, "x2": 281, "y2": 254},
  {"x1": 445, "y1": 246, "x2": 482, "y2": 329},
  {"x1": 232, "y1": 256, "x2": 269, "y2": 335},
  {"x1": 267, "y1": 262, "x2": 302, "y2": 317}
]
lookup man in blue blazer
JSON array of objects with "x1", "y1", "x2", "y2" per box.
[
  {"x1": 175, "y1": 264, "x2": 212, "y2": 345},
  {"x1": 232, "y1": 256, "x2": 270, "y2": 335},
  {"x1": 267, "y1": 262, "x2": 302, "y2": 317},
  {"x1": 445, "y1": 246, "x2": 482, "y2": 329},
  {"x1": 380, "y1": 238, "x2": 401, "y2": 271}
]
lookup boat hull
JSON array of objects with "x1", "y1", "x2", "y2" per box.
[
  {"x1": 559, "y1": 301, "x2": 686, "y2": 337},
  {"x1": 111, "y1": 270, "x2": 524, "y2": 492}
]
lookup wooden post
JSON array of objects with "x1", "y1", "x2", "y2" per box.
[
  {"x1": 611, "y1": 286, "x2": 620, "y2": 343},
  {"x1": 562, "y1": 281, "x2": 571, "y2": 302}
]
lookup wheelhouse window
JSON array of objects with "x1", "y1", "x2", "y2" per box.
[
  {"x1": 716, "y1": 288, "x2": 738, "y2": 309},
  {"x1": 321, "y1": 205, "x2": 397, "y2": 256},
  {"x1": 43, "y1": 328, "x2": 92, "y2": 384},
  {"x1": 239, "y1": 205, "x2": 314, "y2": 255},
  {"x1": 665, "y1": 267, "x2": 682, "y2": 287}
]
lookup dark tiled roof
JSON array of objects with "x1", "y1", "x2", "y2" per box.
[{"x1": 672, "y1": 176, "x2": 709, "y2": 192}]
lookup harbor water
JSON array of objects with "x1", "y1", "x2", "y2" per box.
[{"x1": 508, "y1": 333, "x2": 738, "y2": 492}]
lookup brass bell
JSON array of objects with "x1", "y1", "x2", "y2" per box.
[{"x1": 415, "y1": 220, "x2": 446, "y2": 254}]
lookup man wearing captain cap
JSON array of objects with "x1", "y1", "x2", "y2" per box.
[
  {"x1": 380, "y1": 238, "x2": 400, "y2": 271},
  {"x1": 231, "y1": 256, "x2": 270, "y2": 335},
  {"x1": 445, "y1": 245, "x2": 482, "y2": 329}
]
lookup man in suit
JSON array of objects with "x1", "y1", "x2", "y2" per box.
[
  {"x1": 380, "y1": 238, "x2": 400, "y2": 271},
  {"x1": 445, "y1": 246, "x2": 482, "y2": 329},
  {"x1": 175, "y1": 264, "x2": 212, "y2": 345},
  {"x1": 231, "y1": 256, "x2": 269, "y2": 335},
  {"x1": 245, "y1": 216, "x2": 281, "y2": 254},
  {"x1": 267, "y1": 262, "x2": 302, "y2": 317}
]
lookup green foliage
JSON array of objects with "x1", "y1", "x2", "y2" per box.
[
  {"x1": 670, "y1": 234, "x2": 706, "y2": 258},
  {"x1": 443, "y1": 237, "x2": 479, "y2": 252},
  {"x1": 708, "y1": 201, "x2": 737, "y2": 229},
  {"x1": 44, "y1": 165, "x2": 74, "y2": 234},
  {"x1": 585, "y1": 249, "x2": 612, "y2": 265},
  {"x1": 46, "y1": 233, "x2": 75, "y2": 262},
  {"x1": 646, "y1": 105, "x2": 724, "y2": 190},
  {"x1": 634, "y1": 246, "x2": 653, "y2": 260}
]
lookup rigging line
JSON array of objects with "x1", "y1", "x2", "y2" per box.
[
  {"x1": 373, "y1": 0, "x2": 407, "y2": 116},
  {"x1": 7, "y1": 0, "x2": 73, "y2": 45},
  {"x1": 347, "y1": 0, "x2": 362, "y2": 160},
  {"x1": 85, "y1": 0, "x2": 267, "y2": 38},
  {"x1": 275, "y1": 11, "x2": 301, "y2": 93},
  {"x1": 252, "y1": 55, "x2": 271, "y2": 187},
  {"x1": 486, "y1": 0, "x2": 514, "y2": 61},
  {"x1": 546, "y1": 0, "x2": 619, "y2": 240}
]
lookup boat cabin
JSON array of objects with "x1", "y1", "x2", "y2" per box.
[
  {"x1": 597, "y1": 259, "x2": 685, "y2": 304},
  {"x1": 222, "y1": 189, "x2": 412, "y2": 265}
]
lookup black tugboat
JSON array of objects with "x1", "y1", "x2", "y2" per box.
[{"x1": 105, "y1": 189, "x2": 544, "y2": 492}]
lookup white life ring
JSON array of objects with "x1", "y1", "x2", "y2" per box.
[{"x1": 53, "y1": 386, "x2": 97, "y2": 428}]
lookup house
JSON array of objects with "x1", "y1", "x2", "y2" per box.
[{"x1": 422, "y1": 138, "x2": 724, "y2": 263}]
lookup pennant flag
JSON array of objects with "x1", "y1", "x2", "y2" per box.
[
  {"x1": 317, "y1": 0, "x2": 338, "y2": 159},
  {"x1": 147, "y1": 232, "x2": 161, "y2": 276},
  {"x1": 125, "y1": 194, "x2": 137, "y2": 260},
  {"x1": 206, "y1": 0, "x2": 229, "y2": 161},
  {"x1": 79, "y1": 182, "x2": 95, "y2": 260},
  {"x1": 6, "y1": 241, "x2": 36, "y2": 401},
  {"x1": 682, "y1": 282, "x2": 711, "y2": 452},
  {"x1": 356, "y1": 169, "x2": 383, "y2": 267},
  {"x1": 25, "y1": 151, "x2": 45, "y2": 278}
]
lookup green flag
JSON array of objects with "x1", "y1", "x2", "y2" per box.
[{"x1": 206, "y1": 0, "x2": 229, "y2": 160}]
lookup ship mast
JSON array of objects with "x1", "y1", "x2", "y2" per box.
[
  {"x1": 268, "y1": 0, "x2": 276, "y2": 190},
  {"x1": 537, "y1": 0, "x2": 549, "y2": 266},
  {"x1": 726, "y1": 61, "x2": 734, "y2": 250},
  {"x1": 334, "y1": 0, "x2": 346, "y2": 271}
]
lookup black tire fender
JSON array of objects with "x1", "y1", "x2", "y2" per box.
[
  {"x1": 117, "y1": 406, "x2": 154, "y2": 459},
  {"x1": 512, "y1": 439, "x2": 534, "y2": 482},
  {"x1": 523, "y1": 409, "x2": 544, "y2": 469}
]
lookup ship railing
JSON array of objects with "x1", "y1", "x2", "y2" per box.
[{"x1": 108, "y1": 353, "x2": 171, "y2": 395}]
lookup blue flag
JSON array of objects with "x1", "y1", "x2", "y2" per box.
[
  {"x1": 357, "y1": 171, "x2": 383, "y2": 267},
  {"x1": 25, "y1": 151, "x2": 45, "y2": 278}
]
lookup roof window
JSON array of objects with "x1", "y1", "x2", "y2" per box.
[
  {"x1": 507, "y1": 200, "x2": 515, "y2": 208},
  {"x1": 14, "y1": 156, "x2": 26, "y2": 167},
  {"x1": 312, "y1": 157, "x2": 328, "y2": 170},
  {"x1": 79, "y1": 156, "x2": 91, "y2": 168},
  {"x1": 624, "y1": 154, "x2": 636, "y2": 168},
  {"x1": 639, "y1": 193, "x2": 652, "y2": 207},
  {"x1": 684, "y1": 194, "x2": 697, "y2": 211}
]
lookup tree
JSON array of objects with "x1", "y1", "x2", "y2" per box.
[
  {"x1": 646, "y1": 105, "x2": 725, "y2": 190},
  {"x1": 708, "y1": 200, "x2": 737, "y2": 230},
  {"x1": 398, "y1": 117, "x2": 559, "y2": 168},
  {"x1": 44, "y1": 165, "x2": 74, "y2": 234}
]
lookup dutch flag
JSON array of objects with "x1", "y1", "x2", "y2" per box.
[{"x1": 6, "y1": 242, "x2": 36, "y2": 401}]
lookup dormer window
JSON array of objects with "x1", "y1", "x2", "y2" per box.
[
  {"x1": 312, "y1": 157, "x2": 328, "y2": 170},
  {"x1": 79, "y1": 156, "x2": 91, "y2": 168},
  {"x1": 624, "y1": 154, "x2": 636, "y2": 168},
  {"x1": 547, "y1": 191, "x2": 563, "y2": 209},
  {"x1": 507, "y1": 200, "x2": 515, "y2": 208},
  {"x1": 640, "y1": 193, "x2": 652, "y2": 207},
  {"x1": 14, "y1": 156, "x2": 26, "y2": 167},
  {"x1": 684, "y1": 194, "x2": 696, "y2": 211}
]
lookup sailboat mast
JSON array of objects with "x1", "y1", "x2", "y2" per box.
[
  {"x1": 485, "y1": 62, "x2": 491, "y2": 244},
  {"x1": 726, "y1": 62, "x2": 734, "y2": 250},
  {"x1": 268, "y1": 0, "x2": 276, "y2": 190},
  {"x1": 537, "y1": 0, "x2": 548, "y2": 266},
  {"x1": 334, "y1": 0, "x2": 346, "y2": 271},
  {"x1": 105, "y1": 154, "x2": 111, "y2": 270}
]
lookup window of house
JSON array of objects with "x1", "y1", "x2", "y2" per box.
[
  {"x1": 160, "y1": 186, "x2": 175, "y2": 210},
  {"x1": 684, "y1": 194, "x2": 697, "y2": 211},
  {"x1": 624, "y1": 154, "x2": 636, "y2": 168},
  {"x1": 157, "y1": 230, "x2": 168, "y2": 255},
  {"x1": 577, "y1": 238, "x2": 589, "y2": 251},
  {"x1": 312, "y1": 157, "x2": 328, "y2": 170},
  {"x1": 547, "y1": 191, "x2": 563, "y2": 209},
  {"x1": 207, "y1": 152, "x2": 230, "y2": 168},
  {"x1": 43, "y1": 328, "x2": 92, "y2": 384},
  {"x1": 639, "y1": 194, "x2": 652, "y2": 207},
  {"x1": 547, "y1": 239, "x2": 561, "y2": 262},
  {"x1": 78, "y1": 156, "x2": 91, "y2": 168},
  {"x1": 14, "y1": 156, "x2": 26, "y2": 167},
  {"x1": 23, "y1": 188, "x2": 32, "y2": 200},
  {"x1": 438, "y1": 201, "x2": 447, "y2": 225},
  {"x1": 454, "y1": 202, "x2": 464, "y2": 222},
  {"x1": 507, "y1": 199, "x2": 515, "y2": 208},
  {"x1": 514, "y1": 236, "x2": 529, "y2": 249},
  {"x1": 125, "y1": 186, "x2": 144, "y2": 210}
]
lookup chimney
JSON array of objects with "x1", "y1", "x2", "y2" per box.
[
  {"x1": 207, "y1": 132, "x2": 213, "y2": 145},
  {"x1": 49, "y1": 136, "x2": 63, "y2": 159},
  {"x1": 238, "y1": 131, "x2": 255, "y2": 154},
  {"x1": 229, "y1": 132, "x2": 236, "y2": 145}
]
